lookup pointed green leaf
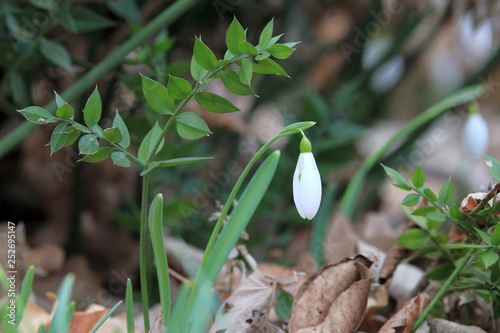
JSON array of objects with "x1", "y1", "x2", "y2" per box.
[
  {"x1": 438, "y1": 178, "x2": 453, "y2": 205},
  {"x1": 268, "y1": 43, "x2": 295, "y2": 59},
  {"x1": 396, "y1": 228, "x2": 430, "y2": 249},
  {"x1": 141, "y1": 75, "x2": 174, "y2": 115},
  {"x1": 412, "y1": 166, "x2": 425, "y2": 188},
  {"x1": 175, "y1": 111, "x2": 211, "y2": 139},
  {"x1": 190, "y1": 56, "x2": 208, "y2": 81},
  {"x1": 18, "y1": 106, "x2": 57, "y2": 124},
  {"x1": 195, "y1": 92, "x2": 239, "y2": 113},
  {"x1": 65, "y1": 125, "x2": 81, "y2": 147},
  {"x1": 423, "y1": 188, "x2": 437, "y2": 202},
  {"x1": 220, "y1": 70, "x2": 254, "y2": 96},
  {"x1": 79, "y1": 147, "x2": 113, "y2": 163},
  {"x1": 482, "y1": 249, "x2": 499, "y2": 268},
  {"x1": 238, "y1": 42, "x2": 257, "y2": 56},
  {"x1": 382, "y1": 164, "x2": 412, "y2": 189},
  {"x1": 103, "y1": 127, "x2": 123, "y2": 143},
  {"x1": 56, "y1": 103, "x2": 74, "y2": 120},
  {"x1": 167, "y1": 75, "x2": 192, "y2": 100},
  {"x1": 72, "y1": 122, "x2": 90, "y2": 133},
  {"x1": 83, "y1": 87, "x2": 102, "y2": 127},
  {"x1": 141, "y1": 157, "x2": 212, "y2": 175},
  {"x1": 39, "y1": 38, "x2": 74, "y2": 73},
  {"x1": 194, "y1": 37, "x2": 217, "y2": 70},
  {"x1": 427, "y1": 212, "x2": 446, "y2": 223},
  {"x1": 54, "y1": 91, "x2": 66, "y2": 108},
  {"x1": 255, "y1": 51, "x2": 270, "y2": 61},
  {"x1": 239, "y1": 59, "x2": 253, "y2": 85},
  {"x1": 484, "y1": 152, "x2": 500, "y2": 182},
  {"x1": 475, "y1": 228, "x2": 492, "y2": 245},
  {"x1": 50, "y1": 123, "x2": 69, "y2": 154},
  {"x1": 402, "y1": 193, "x2": 420, "y2": 206},
  {"x1": 226, "y1": 17, "x2": 246, "y2": 56},
  {"x1": 138, "y1": 123, "x2": 163, "y2": 163},
  {"x1": 252, "y1": 58, "x2": 289, "y2": 77},
  {"x1": 112, "y1": 111, "x2": 130, "y2": 148},
  {"x1": 111, "y1": 151, "x2": 131, "y2": 168},
  {"x1": 275, "y1": 289, "x2": 293, "y2": 321},
  {"x1": 258, "y1": 19, "x2": 273, "y2": 49},
  {"x1": 491, "y1": 223, "x2": 500, "y2": 246},
  {"x1": 214, "y1": 59, "x2": 234, "y2": 67},
  {"x1": 78, "y1": 134, "x2": 99, "y2": 155}
]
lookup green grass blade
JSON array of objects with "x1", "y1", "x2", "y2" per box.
[
  {"x1": 125, "y1": 278, "x2": 135, "y2": 333},
  {"x1": 169, "y1": 282, "x2": 192, "y2": 333},
  {"x1": 89, "y1": 300, "x2": 123, "y2": 333},
  {"x1": 339, "y1": 84, "x2": 486, "y2": 219},
  {"x1": 149, "y1": 193, "x2": 171, "y2": 328},
  {"x1": 47, "y1": 273, "x2": 75, "y2": 333},
  {"x1": 16, "y1": 265, "x2": 35, "y2": 327},
  {"x1": 185, "y1": 150, "x2": 281, "y2": 331}
]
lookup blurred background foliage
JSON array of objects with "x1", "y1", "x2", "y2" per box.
[{"x1": 1, "y1": 0, "x2": 500, "y2": 270}]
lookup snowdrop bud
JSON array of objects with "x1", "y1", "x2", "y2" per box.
[
  {"x1": 462, "y1": 107, "x2": 489, "y2": 157},
  {"x1": 293, "y1": 136, "x2": 322, "y2": 220}
]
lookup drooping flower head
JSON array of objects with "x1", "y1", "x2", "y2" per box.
[{"x1": 293, "y1": 135, "x2": 322, "y2": 220}]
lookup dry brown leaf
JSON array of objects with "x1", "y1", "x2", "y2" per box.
[
  {"x1": 68, "y1": 305, "x2": 108, "y2": 333},
  {"x1": 209, "y1": 269, "x2": 283, "y2": 333},
  {"x1": 428, "y1": 318, "x2": 486, "y2": 333},
  {"x1": 289, "y1": 255, "x2": 373, "y2": 332},
  {"x1": 377, "y1": 293, "x2": 431, "y2": 333},
  {"x1": 323, "y1": 213, "x2": 359, "y2": 265}
]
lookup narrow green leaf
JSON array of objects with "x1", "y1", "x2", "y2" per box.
[
  {"x1": 18, "y1": 106, "x2": 57, "y2": 124},
  {"x1": 103, "y1": 127, "x2": 123, "y2": 143},
  {"x1": 255, "y1": 51, "x2": 271, "y2": 61},
  {"x1": 50, "y1": 123, "x2": 69, "y2": 154},
  {"x1": 56, "y1": 103, "x2": 74, "y2": 120},
  {"x1": 412, "y1": 166, "x2": 425, "y2": 188},
  {"x1": 220, "y1": 70, "x2": 254, "y2": 96},
  {"x1": 175, "y1": 111, "x2": 211, "y2": 139},
  {"x1": 238, "y1": 42, "x2": 257, "y2": 56},
  {"x1": 141, "y1": 75, "x2": 174, "y2": 115},
  {"x1": 491, "y1": 223, "x2": 500, "y2": 246},
  {"x1": 411, "y1": 206, "x2": 437, "y2": 216},
  {"x1": 395, "y1": 228, "x2": 430, "y2": 249},
  {"x1": 190, "y1": 56, "x2": 208, "y2": 81},
  {"x1": 252, "y1": 58, "x2": 289, "y2": 77},
  {"x1": 402, "y1": 193, "x2": 420, "y2": 206},
  {"x1": 79, "y1": 147, "x2": 113, "y2": 163},
  {"x1": 89, "y1": 301, "x2": 122, "y2": 333},
  {"x1": 382, "y1": 164, "x2": 412, "y2": 189},
  {"x1": 54, "y1": 91, "x2": 66, "y2": 108},
  {"x1": 112, "y1": 111, "x2": 130, "y2": 148},
  {"x1": 111, "y1": 152, "x2": 131, "y2": 168},
  {"x1": 126, "y1": 279, "x2": 134, "y2": 333},
  {"x1": 484, "y1": 152, "x2": 500, "y2": 182},
  {"x1": 83, "y1": 87, "x2": 102, "y2": 127},
  {"x1": 78, "y1": 134, "x2": 99, "y2": 155},
  {"x1": 141, "y1": 156, "x2": 212, "y2": 176},
  {"x1": 214, "y1": 59, "x2": 234, "y2": 67},
  {"x1": 482, "y1": 249, "x2": 499, "y2": 268},
  {"x1": 138, "y1": 123, "x2": 163, "y2": 162},
  {"x1": 16, "y1": 266, "x2": 35, "y2": 326},
  {"x1": 226, "y1": 17, "x2": 246, "y2": 56},
  {"x1": 149, "y1": 194, "x2": 171, "y2": 326},
  {"x1": 239, "y1": 59, "x2": 253, "y2": 85},
  {"x1": 39, "y1": 38, "x2": 74, "y2": 73},
  {"x1": 475, "y1": 228, "x2": 492, "y2": 245},
  {"x1": 65, "y1": 126, "x2": 81, "y2": 146},
  {"x1": 167, "y1": 75, "x2": 192, "y2": 100},
  {"x1": 195, "y1": 92, "x2": 240, "y2": 113},
  {"x1": 438, "y1": 178, "x2": 453, "y2": 205},
  {"x1": 268, "y1": 43, "x2": 295, "y2": 59},
  {"x1": 72, "y1": 122, "x2": 91, "y2": 133},
  {"x1": 427, "y1": 212, "x2": 446, "y2": 223},
  {"x1": 422, "y1": 188, "x2": 437, "y2": 202},
  {"x1": 47, "y1": 274, "x2": 74, "y2": 333},
  {"x1": 258, "y1": 19, "x2": 273, "y2": 49},
  {"x1": 194, "y1": 37, "x2": 217, "y2": 70}
]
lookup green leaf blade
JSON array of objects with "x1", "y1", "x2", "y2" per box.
[
  {"x1": 83, "y1": 87, "x2": 102, "y2": 127},
  {"x1": 194, "y1": 37, "x2": 217, "y2": 70},
  {"x1": 167, "y1": 76, "x2": 192, "y2": 100},
  {"x1": 79, "y1": 147, "x2": 113, "y2": 163},
  {"x1": 195, "y1": 92, "x2": 239, "y2": 113},
  {"x1": 258, "y1": 19, "x2": 274, "y2": 50},
  {"x1": 112, "y1": 111, "x2": 130, "y2": 148},
  {"x1": 111, "y1": 152, "x2": 131, "y2": 168},
  {"x1": 226, "y1": 17, "x2": 246, "y2": 56},
  {"x1": 438, "y1": 178, "x2": 453, "y2": 205},
  {"x1": 56, "y1": 103, "x2": 74, "y2": 120},
  {"x1": 220, "y1": 70, "x2": 254, "y2": 96},
  {"x1": 412, "y1": 166, "x2": 425, "y2": 188},
  {"x1": 396, "y1": 228, "x2": 430, "y2": 250},
  {"x1": 103, "y1": 127, "x2": 123, "y2": 143},
  {"x1": 78, "y1": 134, "x2": 99, "y2": 155},
  {"x1": 18, "y1": 106, "x2": 57, "y2": 124},
  {"x1": 175, "y1": 111, "x2": 211, "y2": 139},
  {"x1": 252, "y1": 58, "x2": 289, "y2": 77},
  {"x1": 141, "y1": 75, "x2": 175, "y2": 115}
]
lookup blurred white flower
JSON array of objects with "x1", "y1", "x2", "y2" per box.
[
  {"x1": 293, "y1": 137, "x2": 322, "y2": 220},
  {"x1": 462, "y1": 112, "x2": 489, "y2": 157}
]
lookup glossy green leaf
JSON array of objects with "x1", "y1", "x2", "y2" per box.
[
  {"x1": 141, "y1": 156, "x2": 212, "y2": 176},
  {"x1": 258, "y1": 19, "x2": 273, "y2": 49},
  {"x1": 252, "y1": 58, "x2": 289, "y2": 77},
  {"x1": 194, "y1": 37, "x2": 217, "y2": 70},
  {"x1": 396, "y1": 228, "x2": 430, "y2": 250},
  {"x1": 111, "y1": 152, "x2": 131, "y2": 168},
  {"x1": 138, "y1": 123, "x2": 163, "y2": 163},
  {"x1": 412, "y1": 166, "x2": 425, "y2": 188},
  {"x1": 190, "y1": 56, "x2": 208, "y2": 81},
  {"x1": 103, "y1": 127, "x2": 123, "y2": 143},
  {"x1": 438, "y1": 178, "x2": 453, "y2": 205},
  {"x1": 268, "y1": 43, "x2": 295, "y2": 59},
  {"x1": 175, "y1": 111, "x2": 211, "y2": 139},
  {"x1": 167, "y1": 75, "x2": 192, "y2": 100},
  {"x1": 79, "y1": 147, "x2": 113, "y2": 163},
  {"x1": 402, "y1": 193, "x2": 420, "y2": 206},
  {"x1": 112, "y1": 111, "x2": 130, "y2": 148},
  {"x1": 141, "y1": 75, "x2": 174, "y2": 115},
  {"x1": 238, "y1": 42, "x2": 257, "y2": 56},
  {"x1": 50, "y1": 123, "x2": 69, "y2": 154},
  {"x1": 18, "y1": 106, "x2": 57, "y2": 124},
  {"x1": 83, "y1": 87, "x2": 102, "y2": 127},
  {"x1": 484, "y1": 152, "x2": 500, "y2": 182},
  {"x1": 78, "y1": 134, "x2": 99, "y2": 155},
  {"x1": 195, "y1": 92, "x2": 239, "y2": 113},
  {"x1": 226, "y1": 17, "x2": 246, "y2": 56},
  {"x1": 220, "y1": 70, "x2": 254, "y2": 96},
  {"x1": 482, "y1": 249, "x2": 499, "y2": 268},
  {"x1": 39, "y1": 38, "x2": 73, "y2": 73},
  {"x1": 55, "y1": 103, "x2": 74, "y2": 120},
  {"x1": 491, "y1": 223, "x2": 500, "y2": 246}
]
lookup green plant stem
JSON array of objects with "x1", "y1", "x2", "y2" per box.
[
  {"x1": 411, "y1": 248, "x2": 475, "y2": 332},
  {"x1": 339, "y1": 84, "x2": 486, "y2": 220},
  {"x1": 0, "y1": 0, "x2": 202, "y2": 158},
  {"x1": 139, "y1": 173, "x2": 151, "y2": 331}
]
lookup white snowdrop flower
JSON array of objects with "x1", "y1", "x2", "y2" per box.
[
  {"x1": 462, "y1": 111, "x2": 489, "y2": 157},
  {"x1": 293, "y1": 136, "x2": 322, "y2": 220},
  {"x1": 369, "y1": 55, "x2": 405, "y2": 93}
]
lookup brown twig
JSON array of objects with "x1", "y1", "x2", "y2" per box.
[{"x1": 466, "y1": 183, "x2": 500, "y2": 216}]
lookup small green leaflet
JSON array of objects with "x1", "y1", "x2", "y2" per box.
[
  {"x1": 195, "y1": 92, "x2": 239, "y2": 113},
  {"x1": 194, "y1": 37, "x2": 217, "y2": 71},
  {"x1": 175, "y1": 112, "x2": 211, "y2": 140},
  {"x1": 111, "y1": 152, "x2": 131, "y2": 168},
  {"x1": 141, "y1": 75, "x2": 174, "y2": 115},
  {"x1": 18, "y1": 106, "x2": 57, "y2": 124},
  {"x1": 79, "y1": 147, "x2": 113, "y2": 163},
  {"x1": 190, "y1": 56, "x2": 208, "y2": 81},
  {"x1": 396, "y1": 228, "x2": 430, "y2": 250},
  {"x1": 167, "y1": 76, "x2": 192, "y2": 100},
  {"x1": 50, "y1": 123, "x2": 69, "y2": 155},
  {"x1": 226, "y1": 17, "x2": 246, "y2": 56},
  {"x1": 267, "y1": 43, "x2": 295, "y2": 60},
  {"x1": 39, "y1": 38, "x2": 74, "y2": 73},
  {"x1": 83, "y1": 87, "x2": 102, "y2": 127},
  {"x1": 258, "y1": 19, "x2": 273, "y2": 50},
  {"x1": 252, "y1": 58, "x2": 289, "y2": 77},
  {"x1": 78, "y1": 134, "x2": 99, "y2": 155},
  {"x1": 103, "y1": 127, "x2": 123, "y2": 143},
  {"x1": 484, "y1": 152, "x2": 500, "y2": 182},
  {"x1": 411, "y1": 166, "x2": 425, "y2": 188},
  {"x1": 138, "y1": 123, "x2": 164, "y2": 163},
  {"x1": 220, "y1": 70, "x2": 254, "y2": 96},
  {"x1": 112, "y1": 111, "x2": 130, "y2": 148},
  {"x1": 56, "y1": 103, "x2": 74, "y2": 120}
]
